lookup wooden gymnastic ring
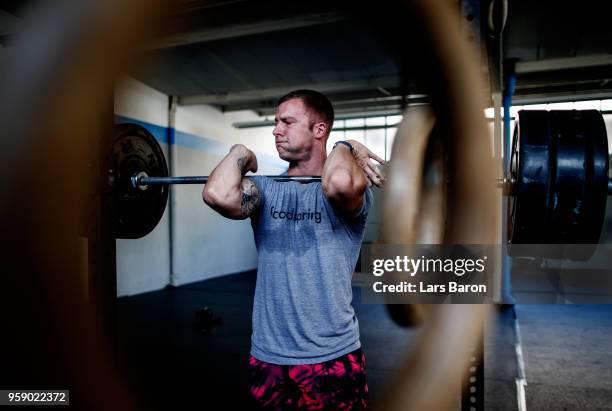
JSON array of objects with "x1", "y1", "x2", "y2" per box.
[{"x1": 376, "y1": 1, "x2": 499, "y2": 411}]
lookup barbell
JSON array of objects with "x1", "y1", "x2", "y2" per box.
[
  {"x1": 109, "y1": 122, "x2": 328, "y2": 238},
  {"x1": 132, "y1": 173, "x2": 323, "y2": 187},
  {"x1": 113, "y1": 107, "x2": 610, "y2": 256}
]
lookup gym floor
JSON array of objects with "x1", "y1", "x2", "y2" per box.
[{"x1": 117, "y1": 271, "x2": 612, "y2": 410}]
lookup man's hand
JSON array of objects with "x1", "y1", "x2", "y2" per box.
[
  {"x1": 346, "y1": 140, "x2": 386, "y2": 187},
  {"x1": 230, "y1": 144, "x2": 258, "y2": 174}
]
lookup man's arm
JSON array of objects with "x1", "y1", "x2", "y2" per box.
[
  {"x1": 202, "y1": 144, "x2": 261, "y2": 220},
  {"x1": 322, "y1": 140, "x2": 385, "y2": 214}
]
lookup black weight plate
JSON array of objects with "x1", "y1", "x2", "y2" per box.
[
  {"x1": 583, "y1": 110, "x2": 610, "y2": 241},
  {"x1": 508, "y1": 110, "x2": 552, "y2": 245},
  {"x1": 110, "y1": 123, "x2": 169, "y2": 239},
  {"x1": 549, "y1": 110, "x2": 608, "y2": 243},
  {"x1": 508, "y1": 110, "x2": 608, "y2": 259}
]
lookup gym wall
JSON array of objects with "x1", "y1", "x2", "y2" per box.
[{"x1": 114, "y1": 76, "x2": 285, "y2": 296}]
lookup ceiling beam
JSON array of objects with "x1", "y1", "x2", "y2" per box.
[
  {"x1": 252, "y1": 95, "x2": 427, "y2": 117},
  {"x1": 149, "y1": 11, "x2": 347, "y2": 50},
  {"x1": 178, "y1": 75, "x2": 401, "y2": 105},
  {"x1": 233, "y1": 109, "x2": 406, "y2": 129},
  {"x1": 218, "y1": 91, "x2": 425, "y2": 112},
  {"x1": 256, "y1": 103, "x2": 415, "y2": 118},
  {"x1": 331, "y1": 95, "x2": 427, "y2": 109},
  {"x1": 512, "y1": 90, "x2": 612, "y2": 105},
  {"x1": 515, "y1": 55, "x2": 612, "y2": 74}
]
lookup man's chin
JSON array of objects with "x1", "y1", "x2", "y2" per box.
[{"x1": 276, "y1": 150, "x2": 292, "y2": 162}]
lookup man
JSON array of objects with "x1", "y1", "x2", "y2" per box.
[{"x1": 203, "y1": 90, "x2": 385, "y2": 410}]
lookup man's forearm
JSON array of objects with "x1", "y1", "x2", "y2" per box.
[
  {"x1": 203, "y1": 145, "x2": 255, "y2": 210},
  {"x1": 322, "y1": 142, "x2": 367, "y2": 211}
]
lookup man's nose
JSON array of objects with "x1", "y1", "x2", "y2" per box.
[{"x1": 273, "y1": 124, "x2": 283, "y2": 137}]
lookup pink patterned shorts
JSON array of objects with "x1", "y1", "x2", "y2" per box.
[{"x1": 248, "y1": 348, "x2": 368, "y2": 411}]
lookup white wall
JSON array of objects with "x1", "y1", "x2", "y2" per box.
[
  {"x1": 175, "y1": 104, "x2": 283, "y2": 163},
  {"x1": 115, "y1": 76, "x2": 168, "y2": 127},
  {"x1": 114, "y1": 76, "x2": 170, "y2": 297}
]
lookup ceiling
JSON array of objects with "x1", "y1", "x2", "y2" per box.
[
  {"x1": 501, "y1": 0, "x2": 612, "y2": 104},
  {"x1": 2, "y1": 0, "x2": 612, "y2": 117},
  {"x1": 132, "y1": 0, "x2": 417, "y2": 118}
]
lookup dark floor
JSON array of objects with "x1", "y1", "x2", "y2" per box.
[
  {"x1": 116, "y1": 271, "x2": 419, "y2": 410},
  {"x1": 116, "y1": 271, "x2": 612, "y2": 410},
  {"x1": 517, "y1": 305, "x2": 612, "y2": 410}
]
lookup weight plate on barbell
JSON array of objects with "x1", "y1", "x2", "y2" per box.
[
  {"x1": 508, "y1": 110, "x2": 608, "y2": 259},
  {"x1": 110, "y1": 123, "x2": 169, "y2": 239}
]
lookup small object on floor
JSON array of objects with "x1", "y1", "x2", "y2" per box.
[{"x1": 195, "y1": 307, "x2": 223, "y2": 331}]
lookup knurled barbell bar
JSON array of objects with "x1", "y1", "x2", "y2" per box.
[{"x1": 131, "y1": 172, "x2": 323, "y2": 189}]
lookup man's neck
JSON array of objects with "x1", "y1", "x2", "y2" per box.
[{"x1": 287, "y1": 152, "x2": 327, "y2": 176}]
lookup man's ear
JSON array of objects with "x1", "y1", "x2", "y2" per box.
[{"x1": 313, "y1": 122, "x2": 328, "y2": 139}]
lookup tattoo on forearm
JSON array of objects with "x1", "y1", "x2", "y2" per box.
[
  {"x1": 236, "y1": 156, "x2": 246, "y2": 172},
  {"x1": 240, "y1": 178, "x2": 260, "y2": 217}
]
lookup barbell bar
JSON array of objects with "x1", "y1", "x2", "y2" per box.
[
  {"x1": 131, "y1": 172, "x2": 323, "y2": 190},
  {"x1": 130, "y1": 166, "x2": 612, "y2": 204},
  {"x1": 132, "y1": 172, "x2": 612, "y2": 194}
]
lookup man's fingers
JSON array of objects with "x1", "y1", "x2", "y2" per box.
[
  {"x1": 367, "y1": 150, "x2": 385, "y2": 165},
  {"x1": 364, "y1": 165, "x2": 383, "y2": 187},
  {"x1": 356, "y1": 157, "x2": 385, "y2": 187},
  {"x1": 370, "y1": 175, "x2": 382, "y2": 187},
  {"x1": 374, "y1": 167, "x2": 386, "y2": 182},
  {"x1": 370, "y1": 169, "x2": 386, "y2": 186},
  {"x1": 352, "y1": 145, "x2": 386, "y2": 186},
  {"x1": 365, "y1": 161, "x2": 386, "y2": 183}
]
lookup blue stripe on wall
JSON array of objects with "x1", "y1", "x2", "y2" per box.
[
  {"x1": 114, "y1": 115, "x2": 286, "y2": 168},
  {"x1": 114, "y1": 115, "x2": 169, "y2": 144},
  {"x1": 174, "y1": 129, "x2": 231, "y2": 158}
]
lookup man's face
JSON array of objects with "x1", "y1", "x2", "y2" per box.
[{"x1": 273, "y1": 98, "x2": 319, "y2": 162}]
